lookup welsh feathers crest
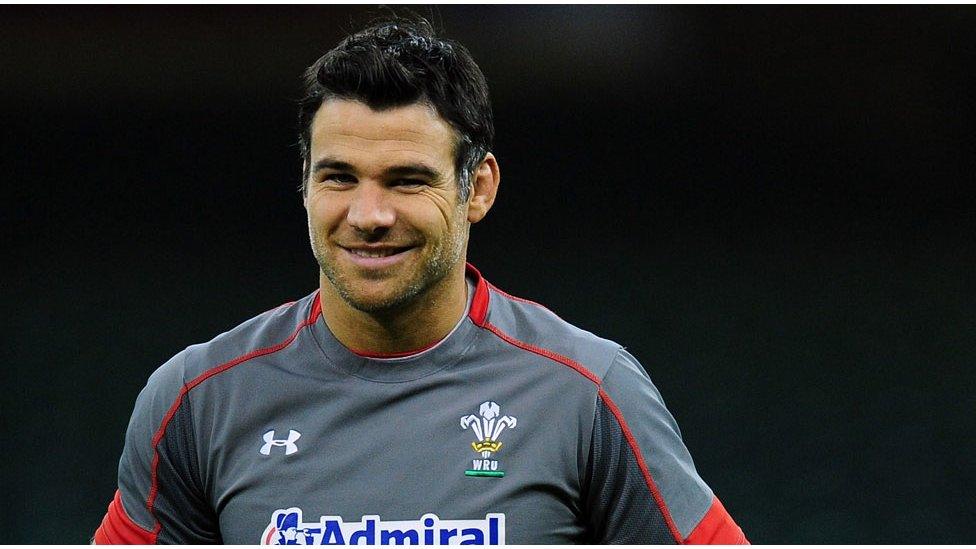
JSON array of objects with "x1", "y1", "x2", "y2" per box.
[{"x1": 460, "y1": 401, "x2": 517, "y2": 458}]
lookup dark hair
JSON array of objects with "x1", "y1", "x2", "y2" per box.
[{"x1": 298, "y1": 17, "x2": 494, "y2": 201}]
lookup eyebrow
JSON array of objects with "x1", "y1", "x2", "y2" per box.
[
  {"x1": 312, "y1": 156, "x2": 443, "y2": 181},
  {"x1": 312, "y1": 157, "x2": 356, "y2": 174}
]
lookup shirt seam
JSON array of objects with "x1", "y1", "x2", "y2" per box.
[
  {"x1": 181, "y1": 352, "x2": 209, "y2": 507},
  {"x1": 581, "y1": 346, "x2": 625, "y2": 520}
]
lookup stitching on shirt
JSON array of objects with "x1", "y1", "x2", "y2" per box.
[{"x1": 482, "y1": 321, "x2": 603, "y2": 385}]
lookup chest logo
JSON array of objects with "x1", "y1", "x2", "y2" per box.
[
  {"x1": 261, "y1": 429, "x2": 302, "y2": 456},
  {"x1": 460, "y1": 401, "x2": 516, "y2": 478}
]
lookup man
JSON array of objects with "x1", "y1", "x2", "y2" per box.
[{"x1": 94, "y1": 18, "x2": 747, "y2": 544}]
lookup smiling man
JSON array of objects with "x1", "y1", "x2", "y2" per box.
[{"x1": 94, "y1": 18, "x2": 747, "y2": 545}]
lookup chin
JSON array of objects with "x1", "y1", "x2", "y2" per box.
[
  {"x1": 332, "y1": 278, "x2": 426, "y2": 313},
  {"x1": 342, "y1": 290, "x2": 420, "y2": 313}
]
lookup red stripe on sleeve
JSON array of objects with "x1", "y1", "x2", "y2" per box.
[
  {"x1": 684, "y1": 496, "x2": 749, "y2": 545},
  {"x1": 93, "y1": 490, "x2": 157, "y2": 544}
]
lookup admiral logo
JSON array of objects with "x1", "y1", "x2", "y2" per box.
[
  {"x1": 261, "y1": 508, "x2": 505, "y2": 545},
  {"x1": 460, "y1": 401, "x2": 516, "y2": 478}
]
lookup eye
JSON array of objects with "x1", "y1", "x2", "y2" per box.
[
  {"x1": 321, "y1": 173, "x2": 356, "y2": 186},
  {"x1": 393, "y1": 178, "x2": 426, "y2": 188}
]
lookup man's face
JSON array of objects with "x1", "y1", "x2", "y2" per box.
[{"x1": 305, "y1": 99, "x2": 470, "y2": 313}]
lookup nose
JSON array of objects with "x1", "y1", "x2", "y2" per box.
[{"x1": 346, "y1": 182, "x2": 396, "y2": 234}]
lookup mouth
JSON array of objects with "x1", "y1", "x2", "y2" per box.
[
  {"x1": 345, "y1": 246, "x2": 411, "y2": 258},
  {"x1": 339, "y1": 244, "x2": 416, "y2": 268}
]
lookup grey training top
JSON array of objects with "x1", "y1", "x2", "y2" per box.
[{"x1": 99, "y1": 264, "x2": 742, "y2": 544}]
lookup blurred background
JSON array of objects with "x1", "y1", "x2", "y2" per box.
[{"x1": 2, "y1": 5, "x2": 974, "y2": 543}]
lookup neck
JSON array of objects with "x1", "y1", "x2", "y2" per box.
[{"x1": 318, "y1": 263, "x2": 469, "y2": 355}]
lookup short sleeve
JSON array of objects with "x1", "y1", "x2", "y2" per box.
[
  {"x1": 582, "y1": 348, "x2": 747, "y2": 544},
  {"x1": 94, "y1": 351, "x2": 219, "y2": 544}
]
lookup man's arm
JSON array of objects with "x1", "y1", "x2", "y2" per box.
[
  {"x1": 94, "y1": 352, "x2": 219, "y2": 544},
  {"x1": 583, "y1": 348, "x2": 747, "y2": 544}
]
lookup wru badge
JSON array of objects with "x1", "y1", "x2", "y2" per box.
[{"x1": 460, "y1": 401, "x2": 516, "y2": 477}]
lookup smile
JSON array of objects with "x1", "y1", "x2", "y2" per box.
[
  {"x1": 347, "y1": 248, "x2": 407, "y2": 258},
  {"x1": 340, "y1": 245, "x2": 415, "y2": 268}
]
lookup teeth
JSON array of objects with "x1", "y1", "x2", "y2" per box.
[{"x1": 350, "y1": 248, "x2": 401, "y2": 258}]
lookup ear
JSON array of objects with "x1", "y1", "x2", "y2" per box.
[{"x1": 466, "y1": 152, "x2": 500, "y2": 224}]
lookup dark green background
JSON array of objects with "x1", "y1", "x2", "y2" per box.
[{"x1": 3, "y1": 6, "x2": 974, "y2": 543}]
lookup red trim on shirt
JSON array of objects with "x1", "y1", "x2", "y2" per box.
[
  {"x1": 482, "y1": 321, "x2": 603, "y2": 385},
  {"x1": 684, "y1": 496, "x2": 749, "y2": 545},
  {"x1": 93, "y1": 490, "x2": 156, "y2": 544},
  {"x1": 309, "y1": 291, "x2": 322, "y2": 324},
  {"x1": 143, "y1": 296, "x2": 321, "y2": 540},
  {"x1": 598, "y1": 389, "x2": 683, "y2": 543},
  {"x1": 466, "y1": 263, "x2": 490, "y2": 326}
]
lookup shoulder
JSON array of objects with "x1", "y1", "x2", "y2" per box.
[
  {"x1": 142, "y1": 291, "x2": 320, "y2": 398},
  {"x1": 479, "y1": 281, "x2": 627, "y2": 384}
]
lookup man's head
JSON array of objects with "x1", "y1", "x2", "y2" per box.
[
  {"x1": 298, "y1": 18, "x2": 494, "y2": 201},
  {"x1": 300, "y1": 19, "x2": 499, "y2": 315}
]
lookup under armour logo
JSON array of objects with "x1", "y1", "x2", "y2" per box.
[{"x1": 260, "y1": 429, "x2": 301, "y2": 455}]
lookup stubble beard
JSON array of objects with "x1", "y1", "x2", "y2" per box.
[{"x1": 309, "y1": 211, "x2": 469, "y2": 314}]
